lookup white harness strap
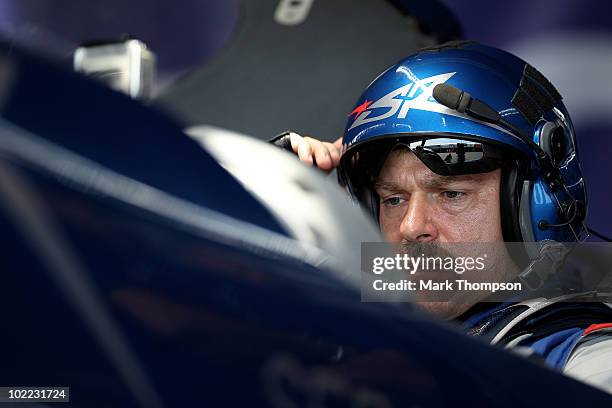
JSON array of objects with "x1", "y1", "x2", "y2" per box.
[
  {"x1": 490, "y1": 293, "x2": 606, "y2": 345},
  {"x1": 564, "y1": 328, "x2": 612, "y2": 394}
]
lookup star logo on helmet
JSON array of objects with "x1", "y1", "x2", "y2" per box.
[
  {"x1": 348, "y1": 100, "x2": 372, "y2": 118},
  {"x1": 348, "y1": 72, "x2": 457, "y2": 131}
]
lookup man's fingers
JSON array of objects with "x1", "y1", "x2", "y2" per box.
[
  {"x1": 288, "y1": 132, "x2": 303, "y2": 153},
  {"x1": 297, "y1": 138, "x2": 314, "y2": 165},
  {"x1": 327, "y1": 142, "x2": 341, "y2": 168},
  {"x1": 320, "y1": 142, "x2": 341, "y2": 170},
  {"x1": 306, "y1": 137, "x2": 334, "y2": 170},
  {"x1": 333, "y1": 137, "x2": 342, "y2": 150},
  {"x1": 287, "y1": 132, "x2": 340, "y2": 170}
]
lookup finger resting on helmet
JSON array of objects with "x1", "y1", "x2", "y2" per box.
[
  {"x1": 308, "y1": 138, "x2": 333, "y2": 170},
  {"x1": 297, "y1": 138, "x2": 314, "y2": 165}
]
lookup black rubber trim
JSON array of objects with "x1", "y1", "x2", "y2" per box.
[
  {"x1": 269, "y1": 131, "x2": 294, "y2": 152},
  {"x1": 500, "y1": 160, "x2": 523, "y2": 243},
  {"x1": 520, "y1": 76, "x2": 554, "y2": 114},
  {"x1": 511, "y1": 88, "x2": 542, "y2": 125},
  {"x1": 524, "y1": 64, "x2": 562, "y2": 103},
  {"x1": 499, "y1": 159, "x2": 531, "y2": 269}
]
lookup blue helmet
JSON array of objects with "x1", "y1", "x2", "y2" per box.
[{"x1": 338, "y1": 41, "x2": 588, "y2": 286}]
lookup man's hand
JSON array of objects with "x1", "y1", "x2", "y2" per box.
[{"x1": 287, "y1": 132, "x2": 342, "y2": 172}]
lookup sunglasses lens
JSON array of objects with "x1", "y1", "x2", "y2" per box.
[
  {"x1": 409, "y1": 138, "x2": 485, "y2": 165},
  {"x1": 400, "y1": 137, "x2": 508, "y2": 175}
]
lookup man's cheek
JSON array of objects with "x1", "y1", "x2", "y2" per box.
[
  {"x1": 379, "y1": 219, "x2": 401, "y2": 243},
  {"x1": 435, "y1": 214, "x2": 478, "y2": 242},
  {"x1": 381, "y1": 227, "x2": 400, "y2": 243}
]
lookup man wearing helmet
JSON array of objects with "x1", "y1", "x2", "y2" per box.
[{"x1": 272, "y1": 41, "x2": 612, "y2": 392}]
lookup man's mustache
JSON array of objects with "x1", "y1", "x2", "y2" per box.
[{"x1": 397, "y1": 241, "x2": 455, "y2": 260}]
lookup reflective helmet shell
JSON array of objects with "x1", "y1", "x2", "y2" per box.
[{"x1": 340, "y1": 42, "x2": 587, "y2": 246}]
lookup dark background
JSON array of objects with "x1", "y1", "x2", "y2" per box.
[{"x1": 0, "y1": 0, "x2": 609, "y2": 237}]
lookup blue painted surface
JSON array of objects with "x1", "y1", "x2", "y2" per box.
[
  {"x1": 343, "y1": 43, "x2": 587, "y2": 244},
  {"x1": 0, "y1": 39, "x2": 610, "y2": 407}
]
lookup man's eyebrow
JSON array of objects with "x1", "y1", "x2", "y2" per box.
[
  {"x1": 373, "y1": 180, "x2": 403, "y2": 191},
  {"x1": 420, "y1": 173, "x2": 480, "y2": 189},
  {"x1": 374, "y1": 174, "x2": 481, "y2": 190}
]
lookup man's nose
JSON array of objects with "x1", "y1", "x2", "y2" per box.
[{"x1": 399, "y1": 193, "x2": 437, "y2": 242}]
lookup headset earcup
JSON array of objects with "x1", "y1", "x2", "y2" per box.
[
  {"x1": 539, "y1": 121, "x2": 569, "y2": 168},
  {"x1": 500, "y1": 160, "x2": 533, "y2": 269},
  {"x1": 538, "y1": 122, "x2": 556, "y2": 162},
  {"x1": 500, "y1": 161, "x2": 523, "y2": 242}
]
